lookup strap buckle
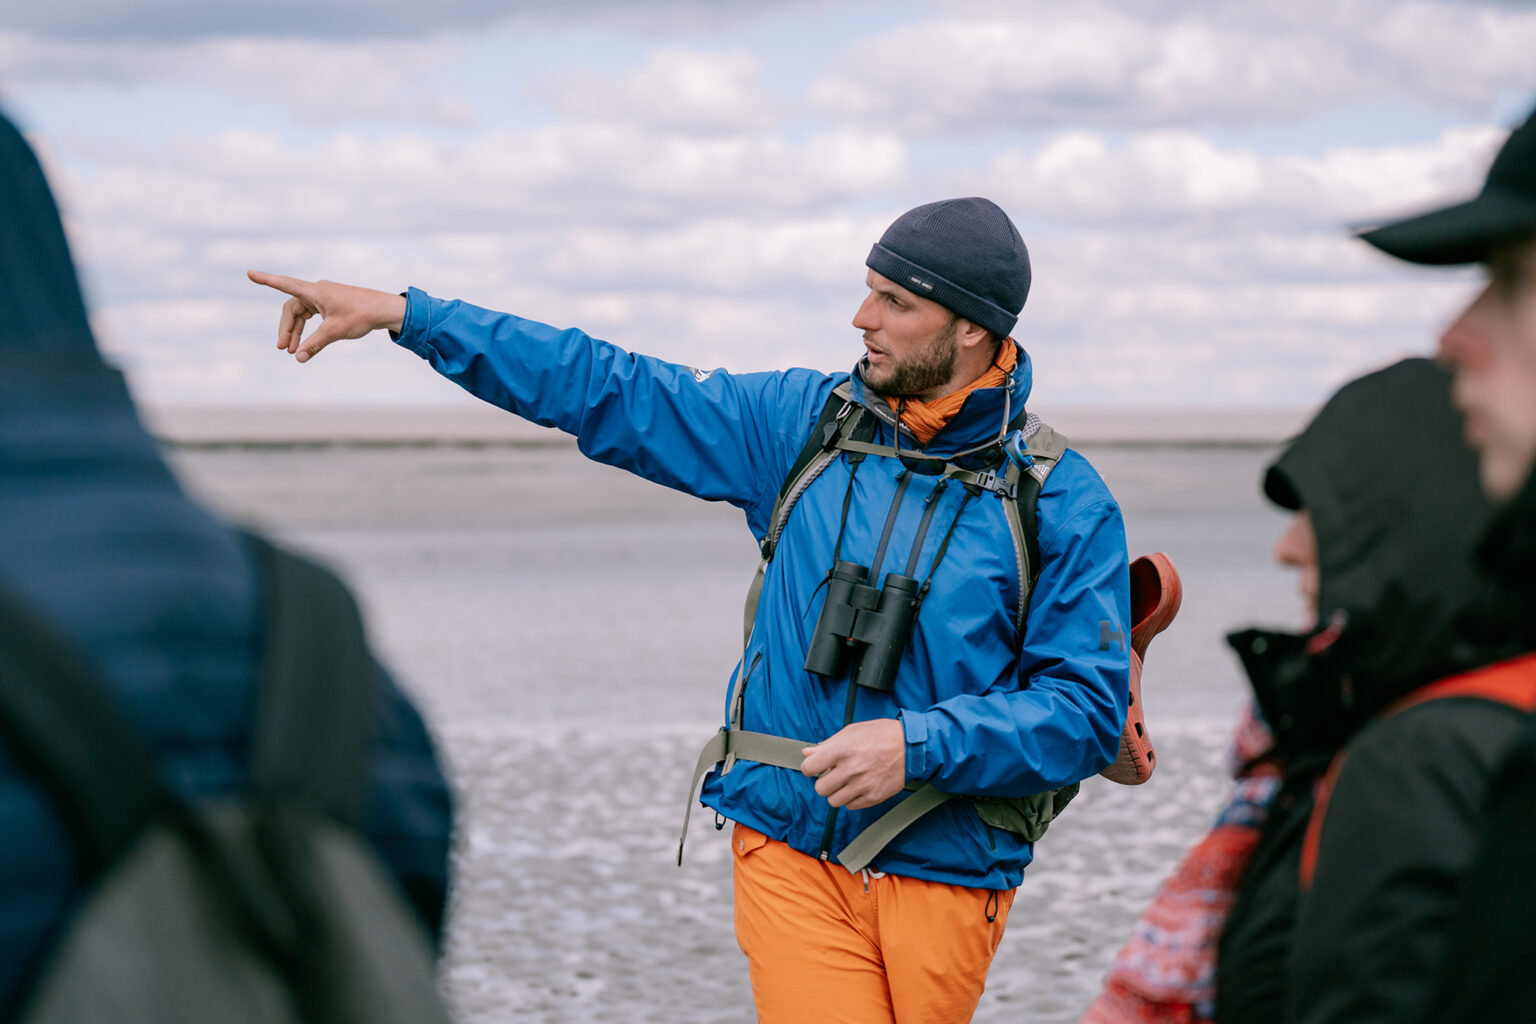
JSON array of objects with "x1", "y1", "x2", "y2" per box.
[
  {"x1": 821, "y1": 400, "x2": 858, "y2": 449},
  {"x1": 963, "y1": 468, "x2": 1016, "y2": 499}
]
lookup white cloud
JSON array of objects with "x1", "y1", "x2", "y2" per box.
[
  {"x1": 0, "y1": 0, "x2": 822, "y2": 41},
  {"x1": 53, "y1": 125, "x2": 909, "y2": 245},
  {"x1": 962, "y1": 124, "x2": 1504, "y2": 228},
  {"x1": 11, "y1": 0, "x2": 1530, "y2": 409},
  {"x1": 50, "y1": 110, "x2": 1503, "y2": 407},
  {"x1": 539, "y1": 48, "x2": 783, "y2": 135},
  {"x1": 0, "y1": 34, "x2": 475, "y2": 126},
  {"x1": 811, "y1": 0, "x2": 1536, "y2": 132}
]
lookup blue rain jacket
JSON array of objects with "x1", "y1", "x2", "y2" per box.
[
  {"x1": 397, "y1": 289, "x2": 1130, "y2": 890},
  {"x1": 0, "y1": 111, "x2": 453, "y2": 1014}
]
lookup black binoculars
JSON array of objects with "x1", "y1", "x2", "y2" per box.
[{"x1": 803, "y1": 560, "x2": 920, "y2": 692}]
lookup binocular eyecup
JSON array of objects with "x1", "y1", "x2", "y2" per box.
[{"x1": 803, "y1": 560, "x2": 920, "y2": 693}]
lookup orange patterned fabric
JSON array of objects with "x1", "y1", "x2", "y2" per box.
[
  {"x1": 1080, "y1": 703, "x2": 1281, "y2": 1024},
  {"x1": 886, "y1": 341, "x2": 1017, "y2": 444}
]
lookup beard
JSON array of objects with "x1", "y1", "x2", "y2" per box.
[{"x1": 862, "y1": 317, "x2": 959, "y2": 398}]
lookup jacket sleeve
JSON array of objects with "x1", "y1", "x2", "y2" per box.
[
  {"x1": 1286, "y1": 700, "x2": 1525, "y2": 1024},
  {"x1": 900, "y1": 453, "x2": 1132, "y2": 795},
  {"x1": 394, "y1": 288, "x2": 826, "y2": 527}
]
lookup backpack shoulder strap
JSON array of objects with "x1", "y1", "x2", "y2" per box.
[
  {"x1": 742, "y1": 381, "x2": 866, "y2": 646},
  {"x1": 1000, "y1": 416, "x2": 1068, "y2": 633},
  {"x1": 1299, "y1": 651, "x2": 1536, "y2": 890},
  {"x1": 761, "y1": 380, "x2": 859, "y2": 562},
  {"x1": 1385, "y1": 653, "x2": 1536, "y2": 716},
  {"x1": 0, "y1": 581, "x2": 159, "y2": 873},
  {"x1": 0, "y1": 534, "x2": 379, "y2": 883},
  {"x1": 244, "y1": 533, "x2": 376, "y2": 830}
]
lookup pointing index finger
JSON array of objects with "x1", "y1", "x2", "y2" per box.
[{"x1": 247, "y1": 269, "x2": 313, "y2": 300}]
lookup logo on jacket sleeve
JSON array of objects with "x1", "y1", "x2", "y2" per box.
[
  {"x1": 689, "y1": 367, "x2": 714, "y2": 383},
  {"x1": 1099, "y1": 621, "x2": 1126, "y2": 653}
]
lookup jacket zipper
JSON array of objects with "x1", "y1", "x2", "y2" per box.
[
  {"x1": 819, "y1": 468, "x2": 914, "y2": 860},
  {"x1": 818, "y1": 679, "x2": 861, "y2": 859}
]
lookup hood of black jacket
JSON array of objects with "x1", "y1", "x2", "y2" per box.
[
  {"x1": 0, "y1": 107, "x2": 162, "y2": 476},
  {"x1": 0, "y1": 110, "x2": 103, "y2": 367},
  {"x1": 1230, "y1": 357, "x2": 1507, "y2": 763}
]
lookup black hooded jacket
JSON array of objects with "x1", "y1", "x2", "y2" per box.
[
  {"x1": 1420, "y1": 462, "x2": 1536, "y2": 1024},
  {"x1": 1215, "y1": 358, "x2": 1529, "y2": 1024},
  {"x1": 0, "y1": 110, "x2": 453, "y2": 1012}
]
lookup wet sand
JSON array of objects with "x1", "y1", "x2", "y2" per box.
[
  {"x1": 436, "y1": 726, "x2": 1229, "y2": 1023},
  {"x1": 167, "y1": 441, "x2": 1287, "y2": 1022}
]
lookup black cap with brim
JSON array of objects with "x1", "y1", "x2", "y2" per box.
[
  {"x1": 1357, "y1": 107, "x2": 1536, "y2": 267},
  {"x1": 1357, "y1": 186, "x2": 1536, "y2": 266}
]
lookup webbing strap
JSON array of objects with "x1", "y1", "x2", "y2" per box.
[
  {"x1": 675, "y1": 728, "x2": 956, "y2": 874},
  {"x1": 0, "y1": 534, "x2": 377, "y2": 872},
  {"x1": 741, "y1": 558, "x2": 769, "y2": 653},
  {"x1": 246, "y1": 534, "x2": 375, "y2": 828},
  {"x1": 681, "y1": 734, "x2": 984, "y2": 874},
  {"x1": 744, "y1": 383, "x2": 860, "y2": 648},
  {"x1": 0, "y1": 581, "x2": 160, "y2": 873},
  {"x1": 1386, "y1": 653, "x2": 1536, "y2": 715},
  {"x1": 678, "y1": 728, "x2": 811, "y2": 864},
  {"x1": 1299, "y1": 651, "x2": 1536, "y2": 890},
  {"x1": 834, "y1": 784, "x2": 952, "y2": 873},
  {"x1": 1000, "y1": 425, "x2": 1068, "y2": 631}
]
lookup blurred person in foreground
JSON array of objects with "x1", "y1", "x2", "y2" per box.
[
  {"x1": 0, "y1": 107, "x2": 455, "y2": 1017},
  {"x1": 1357, "y1": 103, "x2": 1536, "y2": 1024},
  {"x1": 249, "y1": 196, "x2": 1134, "y2": 1023},
  {"x1": 1081, "y1": 357, "x2": 1521, "y2": 1024}
]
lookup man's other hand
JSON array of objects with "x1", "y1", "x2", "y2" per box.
[
  {"x1": 247, "y1": 270, "x2": 408, "y2": 363},
  {"x1": 801, "y1": 718, "x2": 906, "y2": 810}
]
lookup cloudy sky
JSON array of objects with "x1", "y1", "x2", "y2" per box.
[{"x1": 4, "y1": 0, "x2": 1534, "y2": 410}]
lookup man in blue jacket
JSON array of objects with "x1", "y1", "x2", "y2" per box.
[
  {"x1": 253, "y1": 196, "x2": 1130, "y2": 1023},
  {"x1": 0, "y1": 108, "x2": 455, "y2": 1017}
]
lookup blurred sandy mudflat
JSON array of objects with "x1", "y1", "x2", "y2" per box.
[{"x1": 165, "y1": 437, "x2": 1293, "y2": 1023}]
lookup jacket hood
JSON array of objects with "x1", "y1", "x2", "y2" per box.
[
  {"x1": 1230, "y1": 357, "x2": 1505, "y2": 764},
  {"x1": 847, "y1": 342, "x2": 1035, "y2": 457},
  {"x1": 0, "y1": 110, "x2": 102, "y2": 366},
  {"x1": 0, "y1": 106, "x2": 155, "y2": 469}
]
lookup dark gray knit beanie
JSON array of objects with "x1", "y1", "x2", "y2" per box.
[{"x1": 866, "y1": 197, "x2": 1030, "y2": 338}]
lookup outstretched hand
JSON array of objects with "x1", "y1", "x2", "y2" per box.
[
  {"x1": 801, "y1": 718, "x2": 907, "y2": 810},
  {"x1": 247, "y1": 270, "x2": 408, "y2": 363}
]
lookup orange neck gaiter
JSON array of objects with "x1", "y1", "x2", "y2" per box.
[{"x1": 885, "y1": 342, "x2": 1017, "y2": 445}]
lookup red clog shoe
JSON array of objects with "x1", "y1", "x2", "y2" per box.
[{"x1": 1100, "y1": 553, "x2": 1182, "y2": 785}]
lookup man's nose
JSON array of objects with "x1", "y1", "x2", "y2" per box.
[
  {"x1": 852, "y1": 293, "x2": 878, "y2": 331},
  {"x1": 1273, "y1": 514, "x2": 1309, "y2": 568},
  {"x1": 1438, "y1": 293, "x2": 1492, "y2": 371}
]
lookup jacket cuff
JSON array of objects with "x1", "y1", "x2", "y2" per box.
[
  {"x1": 900, "y1": 710, "x2": 931, "y2": 781},
  {"x1": 392, "y1": 286, "x2": 433, "y2": 356}
]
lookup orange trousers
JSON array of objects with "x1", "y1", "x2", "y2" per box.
[{"x1": 731, "y1": 823, "x2": 1015, "y2": 1024}]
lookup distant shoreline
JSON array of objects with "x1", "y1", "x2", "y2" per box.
[{"x1": 142, "y1": 402, "x2": 1307, "y2": 450}]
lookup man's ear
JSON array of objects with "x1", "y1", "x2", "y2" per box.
[{"x1": 955, "y1": 317, "x2": 992, "y2": 353}]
